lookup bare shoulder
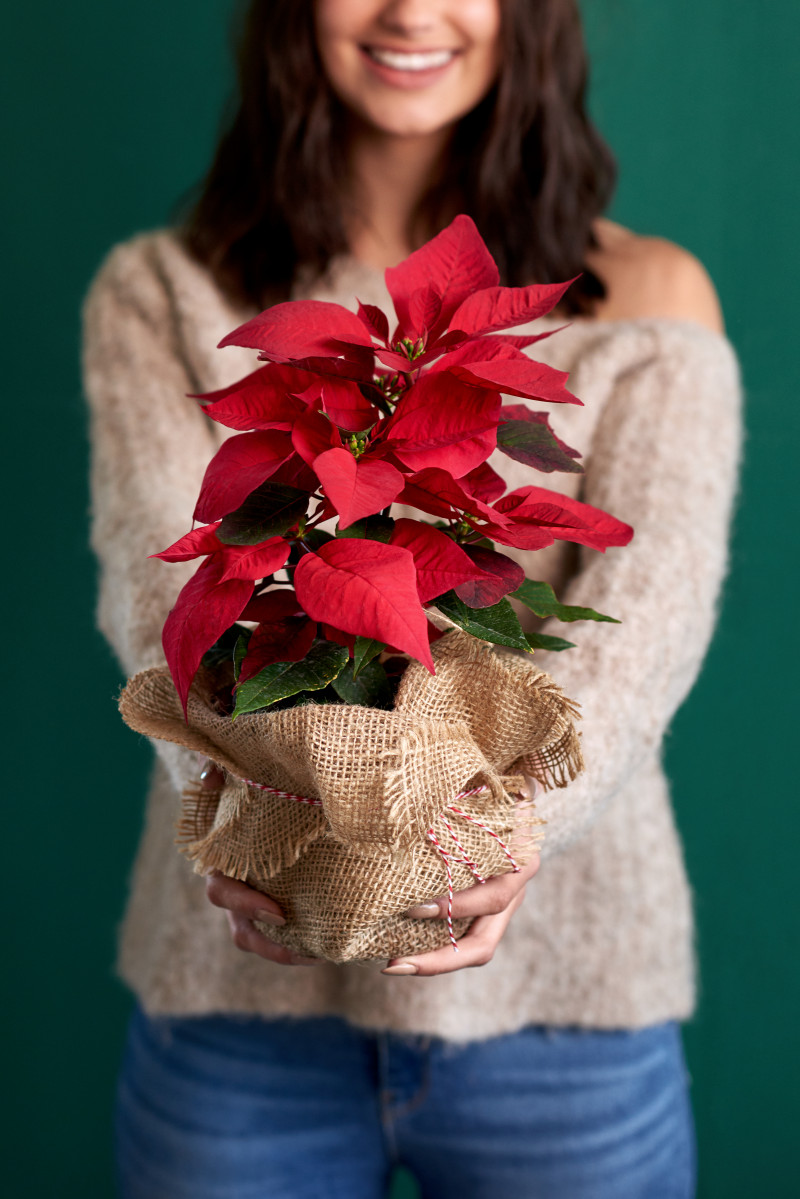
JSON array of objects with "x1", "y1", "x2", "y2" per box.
[{"x1": 585, "y1": 218, "x2": 725, "y2": 334}]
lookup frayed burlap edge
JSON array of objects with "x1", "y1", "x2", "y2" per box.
[{"x1": 119, "y1": 629, "x2": 583, "y2": 961}]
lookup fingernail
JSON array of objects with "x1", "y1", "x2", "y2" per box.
[
  {"x1": 405, "y1": 902, "x2": 441, "y2": 919},
  {"x1": 382, "y1": 962, "x2": 419, "y2": 975},
  {"x1": 254, "y1": 908, "x2": 286, "y2": 927}
]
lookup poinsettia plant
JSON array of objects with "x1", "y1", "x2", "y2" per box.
[{"x1": 152, "y1": 216, "x2": 633, "y2": 718}]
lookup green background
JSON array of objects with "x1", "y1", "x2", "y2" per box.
[{"x1": 5, "y1": 1, "x2": 796, "y2": 1194}]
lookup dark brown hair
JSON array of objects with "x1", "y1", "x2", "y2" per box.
[{"x1": 180, "y1": 0, "x2": 616, "y2": 315}]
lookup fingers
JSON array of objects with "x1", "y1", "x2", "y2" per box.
[
  {"x1": 383, "y1": 887, "x2": 527, "y2": 977},
  {"x1": 205, "y1": 870, "x2": 286, "y2": 925},
  {"x1": 405, "y1": 852, "x2": 540, "y2": 922},
  {"x1": 224, "y1": 910, "x2": 320, "y2": 967},
  {"x1": 206, "y1": 873, "x2": 319, "y2": 966}
]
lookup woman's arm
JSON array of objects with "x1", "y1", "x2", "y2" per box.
[
  {"x1": 82, "y1": 236, "x2": 219, "y2": 794},
  {"x1": 382, "y1": 314, "x2": 742, "y2": 976},
  {"x1": 84, "y1": 239, "x2": 311, "y2": 964},
  {"x1": 528, "y1": 317, "x2": 743, "y2": 857}
]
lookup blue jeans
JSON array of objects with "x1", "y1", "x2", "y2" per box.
[{"x1": 115, "y1": 1003, "x2": 695, "y2": 1198}]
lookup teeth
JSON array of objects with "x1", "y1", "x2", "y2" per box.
[{"x1": 368, "y1": 47, "x2": 455, "y2": 72}]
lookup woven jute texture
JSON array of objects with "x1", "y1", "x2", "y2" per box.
[{"x1": 118, "y1": 630, "x2": 583, "y2": 964}]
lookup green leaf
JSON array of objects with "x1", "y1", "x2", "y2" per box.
[
  {"x1": 434, "y1": 592, "x2": 530, "y2": 650},
  {"x1": 464, "y1": 534, "x2": 495, "y2": 550},
  {"x1": 233, "y1": 630, "x2": 251, "y2": 680},
  {"x1": 291, "y1": 688, "x2": 338, "y2": 708},
  {"x1": 302, "y1": 528, "x2": 334, "y2": 552},
  {"x1": 511, "y1": 579, "x2": 619, "y2": 624},
  {"x1": 335, "y1": 514, "x2": 395, "y2": 543},
  {"x1": 232, "y1": 640, "x2": 349, "y2": 717},
  {"x1": 497, "y1": 417, "x2": 583, "y2": 474},
  {"x1": 218, "y1": 482, "x2": 309, "y2": 546},
  {"x1": 201, "y1": 623, "x2": 250, "y2": 669},
  {"x1": 353, "y1": 636, "x2": 386, "y2": 677},
  {"x1": 331, "y1": 658, "x2": 394, "y2": 709},
  {"x1": 525, "y1": 632, "x2": 576, "y2": 652}
]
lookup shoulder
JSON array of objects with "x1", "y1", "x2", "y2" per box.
[
  {"x1": 83, "y1": 228, "x2": 216, "y2": 323},
  {"x1": 585, "y1": 218, "x2": 725, "y2": 334},
  {"x1": 81, "y1": 229, "x2": 248, "y2": 379},
  {"x1": 83, "y1": 229, "x2": 179, "y2": 324}
]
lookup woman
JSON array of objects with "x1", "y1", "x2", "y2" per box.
[{"x1": 83, "y1": 2, "x2": 741, "y2": 1196}]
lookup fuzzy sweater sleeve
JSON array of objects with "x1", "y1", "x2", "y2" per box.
[
  {"x1": 527, "y1": 319, "x2": 743, "y2": 858},
  {"x1": 82, "y1": 237, "x2": 219, "y2": 794}
]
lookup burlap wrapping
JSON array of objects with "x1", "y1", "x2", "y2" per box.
[{"x1": 118, "y1": 630, "x2": 583, "y2": 964}]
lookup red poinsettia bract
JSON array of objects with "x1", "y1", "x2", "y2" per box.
[{"x1": 152, "y1": 215, "x2": 633, "y2": 715}]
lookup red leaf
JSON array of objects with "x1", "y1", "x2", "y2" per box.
[
  {"x1": 218, "y1": 300, "x2": 374, "y2": 360},
  {"x1": 218, "y1": 537, "x2": 291, "y2": 583},
  {"x1": 291, "y1": 406, "x2": 342, "y2": 467},
  {"x1": 495, "y1": 486, "x2": 634, "y2": 551},
  {"x1": 374, "y1": 347, "x2": 418, "y2": 373},
  {"x1": 386, "y1": 215, "x2": 499, "y2": 338},
  {"x1": 390, "y1": 518, "x2": 491, "y2": 604},
  {"x1": 194, "y1": 431, "x2": 295, "y2": 522},
  {"x1": 376, "y1": 330, "x2": 471, "y2": 374},
  {"x1": 429, "y1": 336, "x2": 511, "y2": 370},
  {"x1": 357, "y1": 302, "x2": 390, "y2": 344},
  {"x1": 383, "y1": 373, "x2": 500, "y2": 475},
  {"x1": 314, "y1": 448, "x2": 405, "y2": 528},
  {"x1": 288, "y1": 352, "x2": 375, "y2": 383},
  {"x1": 269, "y1": 454, "x2": 319, "y2": 493},
  {"x1": 206, "y1": 389, "x2": 306, "y2": 433},
  {"x1": 500, "y1": 403, "x2": 553, "y2": 422},
  {"x1": 294, "y1": 541, "x2": 434, "y2": 670},
  {"x1": 493, "y1": 491, "x2": 587, "y2": 529},
  {"x1": 192, "y1": 364, "x2": 315, "y2": 431},
  {"x1": 449, "y1": 358, "x2": 580, "y2": 405},
  {"x1": 409, "y1": 328, "x2": 470, "y2": 367},
  {"x1": 238, "y1": 613, "x2": 316, "y2": 684},
  {"x1": 398, "y1": 467, "x2": 504, "y2": 523},
  {"x1": 449, "y1": 278, "x2": 577, "y2": 337},
  {"x1": 454, "y1": 547, "x2": 525, "y2": 606},
  {"x1": 162, "y1": 556, "x2": 252, "y2": 714},
  {"x1": 433, "y1": 337, "x2": 580, "y2": 404},
  {"x1": 458, "y1": 462, "x2": 506, "y2": 503},
  {"x1": 319, "y1": 378, "x2": 380, "y2": 431},
  {"x1": 321, "y1": 624, "x2": 356, "y2": 651},
  {"x1": 150, "y1": 523, "x2": 221, "y2": 562},
  {"x1": 241, "y1": 589, "x2": 305, "y2": 622},
  {"x1": 492, "y1": 327, "x2": 570, "y2": 349},
  {"x1": 406, "y1": 286, "x2": 443, "y2": 342},
  {"x1": 477, "y1": 521, "x2": 556, "y2": 552}
]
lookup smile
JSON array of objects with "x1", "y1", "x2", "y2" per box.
[{"x1": 364, "y1": 47, "x2": 458, "y2": 73}]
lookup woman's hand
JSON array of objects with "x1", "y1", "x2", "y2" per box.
[
  {"x1": 379, "y1": 852, "x2": 541, "y2": 977},
  {"x1": 200, "y1": 763, "x2": 320, "y2": 967},
  {"x1": 382, "y1": 776, "x2": 542, "y2": 978},
  {"x1": 200, "y1": 761, "x2": 540, "y2": 974}
]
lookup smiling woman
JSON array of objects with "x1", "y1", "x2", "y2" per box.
[
  {"x1": 183, "y1": 0, "x2": 615, "y2": 314},
  {"x1": 82, "y1": 1, "x2": 742, "y2": 1196},
  {"x1": 315, "y1": 0, "x2": 502, "y2": 123}
]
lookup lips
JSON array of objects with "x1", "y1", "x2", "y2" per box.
[{"x1": 364, "y1": 46, "x2": 458, "y2": 73}]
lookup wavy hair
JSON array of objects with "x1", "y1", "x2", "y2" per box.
[{"x1": 181, "y1": 0, "x2": 616, "y2": 315}]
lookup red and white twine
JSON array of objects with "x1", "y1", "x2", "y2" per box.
[
  {"x1": 242, "y1": 778, "x2": 520, "y2": 952},
  {"x1": 243, "y1": 779, "x2": 323, "y2": 807}
]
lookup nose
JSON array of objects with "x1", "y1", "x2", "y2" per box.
[{"x1": 376, "y1": 0, "x2": 440, "y2": 36}]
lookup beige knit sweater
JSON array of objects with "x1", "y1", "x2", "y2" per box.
[{"x1": 83, "y1": 230, "x2": 742, "y2": 1042}]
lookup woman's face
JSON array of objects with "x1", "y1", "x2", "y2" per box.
[{"x1": 314, "y1": 0, "x2": 502, "y2": 139}]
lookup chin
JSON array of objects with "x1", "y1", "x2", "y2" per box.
[{"x1": 355, "y1": 99, "x2": 461, "y2": 140}]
